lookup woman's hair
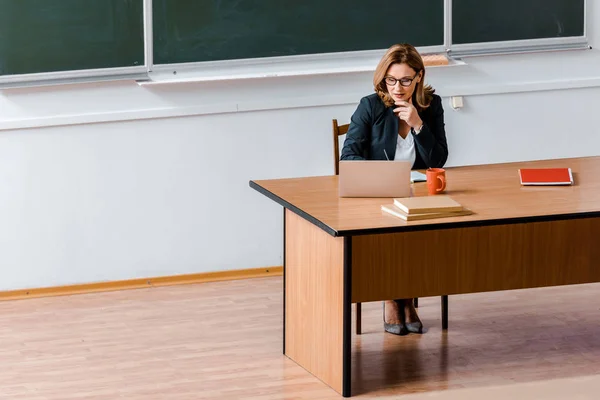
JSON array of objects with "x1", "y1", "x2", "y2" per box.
[{"x1": 373, "y1": 43, "x2": 435, "y2": 110}]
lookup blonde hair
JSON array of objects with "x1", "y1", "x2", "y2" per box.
[{"x1": 373, "y1": 43, "x2": 435, "y2": 110}]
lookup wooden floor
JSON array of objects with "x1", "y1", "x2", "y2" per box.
[{"x1": 1, "y1": 277, "x2": 599, "y2": 399}]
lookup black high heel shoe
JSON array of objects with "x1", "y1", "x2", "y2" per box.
[
  {"x1": 406, "y1": 321, "x2": 424, "y2": 334},
  {"x1": 383, "y1": 301, "x2": 409, "y2": 336},
  {"x1": 404, "y1": 299, "x2": 424, "y2": 334}
]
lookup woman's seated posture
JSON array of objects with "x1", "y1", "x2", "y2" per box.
[{"x1": 341, "y1": 43, "x2": 449, "y2": 335}]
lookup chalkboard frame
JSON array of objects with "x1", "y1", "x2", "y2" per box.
[{"x1": 447, "y1": 0, "x2": 589, "y2": 57}]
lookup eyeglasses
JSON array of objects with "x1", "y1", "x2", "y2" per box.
[{"x1": 384, "y1": 73, "x2": 419, "y2": 87}]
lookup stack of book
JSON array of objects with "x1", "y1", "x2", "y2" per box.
[{"x1": 381, "y1": 195, "x2": 471, "y2": 221}]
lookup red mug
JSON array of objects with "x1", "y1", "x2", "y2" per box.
[{"x1": 426, "y1": 168, "x2": 446, "y2": 195}]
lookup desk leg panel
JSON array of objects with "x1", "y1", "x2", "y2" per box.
[{"x1": 285, "y1": 209, "x2": 346, "y2": 395}]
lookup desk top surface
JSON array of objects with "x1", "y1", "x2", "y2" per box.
[{"x1": 250, "y1": 156, "x2": 600, "y2": 236}]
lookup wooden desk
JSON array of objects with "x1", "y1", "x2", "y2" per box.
[{"x1": 249, "y1": 156, "x2": 600, "y2": 397}]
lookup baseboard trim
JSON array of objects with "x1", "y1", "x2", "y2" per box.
[{"x1": 0, "y1": 266, "x2": 283, "y2": 301}]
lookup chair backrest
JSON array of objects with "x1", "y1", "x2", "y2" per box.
[{"x1": 332, "y1": 119, "x2": 349, "y2": 175}]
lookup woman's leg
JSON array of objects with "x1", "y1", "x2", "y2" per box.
[
  {"x1": 401, "y1": 298, "x2": 424, "y2": 334},
  {"x1": 383, "y1": 300, "x2": 408, "y2": 335}
]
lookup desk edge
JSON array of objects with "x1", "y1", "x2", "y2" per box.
[
  {"x1": 249, "y1": 180, "x2": 340, "y2": 237},
  {"x1": 338, "y1": 211, "x2": 600, "y2": 236},
  {"x1": 250, "y1": 181, "x2": 600, "y2": 237}
]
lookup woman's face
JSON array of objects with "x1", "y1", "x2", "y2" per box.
[{"x1": 384, "y1": 63, "x2": 421, "y2": 103}]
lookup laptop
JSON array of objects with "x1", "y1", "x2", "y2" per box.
[{"x1": 338, "y1": 160, "x2": 412, "y2": 198}]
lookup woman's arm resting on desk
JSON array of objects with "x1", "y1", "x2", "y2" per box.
[
  {"x1": 340, "y1": 97, "x2": 372, "y2": 160},
  {"x1": 413, "y1": 95, "x2": 448, "y2": 168}
]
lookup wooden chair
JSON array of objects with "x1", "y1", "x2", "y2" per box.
[
  {"x1": 332, "y1": 119, "x2": 349, "y2": 175},
  {"x1": 332, "y1": 119, "x2": 449, "y2": 334}
]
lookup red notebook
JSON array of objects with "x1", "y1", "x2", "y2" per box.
[{"x1": 518, "y1": 168, "x2": 573, "y2": 186}]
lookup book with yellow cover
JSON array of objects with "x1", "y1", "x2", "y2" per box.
[
  {"x1": 393, "y1": 195, "x2": 463, "y2": 214},
  {"x1": 381, "y1": 204, "x2": 472, "y2": 221}
]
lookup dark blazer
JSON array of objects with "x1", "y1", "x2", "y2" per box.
[{"x1": 340, "y1": 93, "x2": 448, "y2": 169}]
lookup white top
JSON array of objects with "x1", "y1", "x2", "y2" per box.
[{"x1": 394, "y1": 132, "x2": 416, "y2": 167}]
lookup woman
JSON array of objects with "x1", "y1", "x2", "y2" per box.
[{"x1": 340, "y1": 43, "x2": 448, "y2": 336}]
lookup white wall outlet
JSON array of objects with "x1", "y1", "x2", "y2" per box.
[{"x1": 450, "y1": 96, "x2": 464, "y2": 110}]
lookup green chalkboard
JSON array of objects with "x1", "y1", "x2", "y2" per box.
[
  {"x1": 453, "y1": 0, "x2": 585, "y2": 44},
  {"x1": 153, "y1": 0, "x2": 444, "y2": 65},
  {"x1": 0, "y1": 0, "x2": 587, "y2": 78},
  {"x1": 0, "y1": 0, "x2": 144, "y2": 76}
]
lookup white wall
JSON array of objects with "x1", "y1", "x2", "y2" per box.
[{"x1": 1, "y1": 5, "x2": 600, "y2": 291}]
